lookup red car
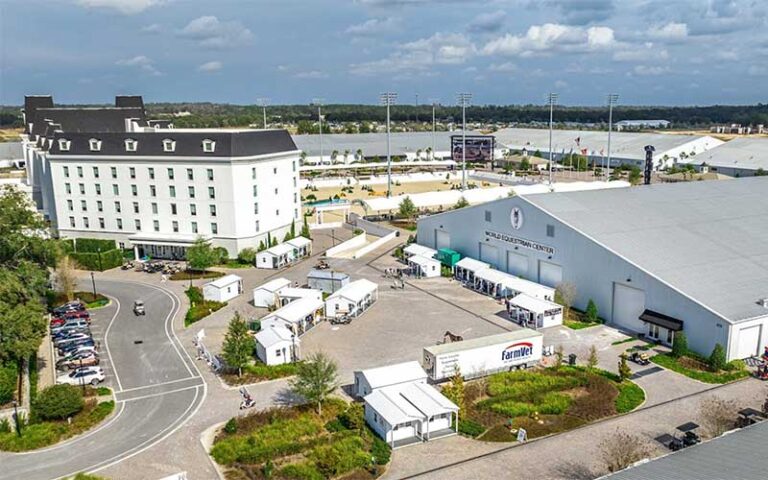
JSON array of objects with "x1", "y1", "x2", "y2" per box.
[{"x1": 56, "y1": 310, "x2": 90, "y2": 321}]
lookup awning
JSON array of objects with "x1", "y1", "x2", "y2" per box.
[{"x1": 639, "y1": 309, "x2": 683, "y2": 331}]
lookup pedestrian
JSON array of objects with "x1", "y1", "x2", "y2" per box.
[{"x1": 161, "y1": 273, "x2": 167, "y2": 283}]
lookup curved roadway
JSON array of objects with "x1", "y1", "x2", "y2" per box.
[{"x1": 0, "y1": 280, "x2": 205, "y2": 480}]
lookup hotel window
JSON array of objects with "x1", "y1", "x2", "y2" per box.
[
  {"x1": 69, "y1": 217, "x2": 75, "y2": 228},
  {"x1": 485, "y1": 210, "x2": 491, "y2": 222},
  {"x1": 253, "y1": 202, "x2": 259, "y2": 214},
  {"x1": 171, "y1": 203, "x2": 177, "y2": 215},
  {"x1": 65, "y1": 183, "x2": 71, "y2": 194},
  {"x1": 276, "y1": 209, "x2": 280, "y2": 216},
  {"x1": 116, "y1": 218, "x2": 123, "y2": 230},
  {"x1": 93, "y1": 166, "x2": 100, "y2": 178},
  {"x1": 95, "y1": 184, "x2": 101, "y2": 195},
  {"x1": 208, "y1": 186, "x2": 215, "y2": 199},
  {"x1": 79, "y1": 184, "x2": 86, "y2": 195},
  {"x1": 202, "y1": 139, "x2": 216, "y2": 153},
  {"x1": 89, "y1": 138, "x2": 102, "y2": 151},
  {"x1": 111, "y1": 167, "x2": 117, "y2": 179},
  {"x1": 150, "y1": 185, "x2": 157, "y2": 197},
  {"x1": 67, "y1": 199, "x2": 73, "y2": 211},
  {"x1": 63, "y1": 166, "x2": 70, "y2": 178},
  {"x1": 294, "y1": 208, "x2": 298, "y2": 219},
  {"x1": 113, "y1": 184, "x2": 119, "y2": 195},
  {"x1": 210, "y1": 222, "x2": 218, "y2": 234},
  {"x1": 292, "y1": 161, "x2": 296, "y2": 172},
  {"x1": 255, "y1": 220, "x2": 260, "y2": 232},
  {"x1": 151, "y1": 202, "x2": 158, "y2": 214},
  {"x1": 252, "y1": 185, "x2": 258, "y2": 197},
  {"x1": 191, "y1": 221, "x2": 198, "y2": 234},
  {"x1": 209, "y1": 204, "x2": 217, "y2": 217},
  {"x1": 133, "y1": 202, "x2": 139, "y2": 214},
  {"x1": 187, "y1": 168, "x2": 193, "y2": 180},
  {"x1": 153, "y1": 220, "x2": 160, "y2": 232},
  {"x1": 129, "y1": 167, "x2": 136, "y2": 179},
  {"x1": 125, "y1": 139, "x2": 138, "y2": 152},
  {"x1": 546, "y1": 224, "x2": 555, "y2": 238},
  {"x1": 80, "y1": 200, "x2": 87, "y2": 211},
  {"x1": 251, "y1": 167, "x2": 256, "y2": 179},
  {"x1": 167, "y1": 168, "x2": 174, "y2": 180},
  {"x1": 131, "y1": 185, "x2": 138, "y2": 196},
  {"x1": 148, "y1": 167, "x2": 155, "y2": 179},
  {"x1": 190, "y1": 204, "x2": 197, "y2": 216},
  {"x1": 97, "y1": 200, "x2": 103, "y2": 212},
  {"x1": 172, "y1": 221, "x2": 179, "y2": 233},
  {"x1": 188, "y1": 186, "x2": 195, "y2": 198},
  {"x1": 273, "y1": 167, "x2": 277, "y2": 174},
  {"x1": 77, "y1": 166, "x2": 83, "y2": 178},
  {"x1": 169, "y1": 185, "x2": 176, "y2": 198},
  {"x1": 83, "y1": 217, "x2": 90, "y2": 228},
  {"x1": 294, "y1": 192, "x2": 297, "y2": 203},
  {"x1": 99, "y1": 218, "x2": 105, "y2": 229},
  {"x1": 58, "y1": 139, "x2": 71, "y2": 151},
  {"x1": 207, "y1": 168, "x2": 214, "y2": 181},
  {"x1": 135, "y1": 219, "x2": 141, "y2": 231},
  {"x1": 293, "y1": 177, "x2": 297, "y2": 187},
  {"x1": 163, "y1": 139, "x2": 176, "y2": 152},
  {"x1": 114, "y1": 201, "x2": 121, "y2": 213},
  {"x1": 274, "y1": 187, "x2": 278, "y2": 195}
]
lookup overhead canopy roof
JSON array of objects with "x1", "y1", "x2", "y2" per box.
[
  {"x1": 404, "y1": 243, "x2": 437, "y2": 258},
  {"x1": 329, "y1": 279, "x2": 378, "y2": 303},
  {"x1": 509, "y1": 293, "x2": 562, "y2": 314},
  {"x1": 266, "y1": 297, "x2": 323, "y2": 323},
  {"x1": 455, "y1": 257, "x2": 490, "y2": 273},
  {"x1": 293, "y1": 131, "x2": 461, "y2": 158},
  {"x1": 640, "y1": 309, "x2": 683, "y2": 331}
]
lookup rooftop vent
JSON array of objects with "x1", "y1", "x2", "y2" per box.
[{"x1": 758, "y1": 298, "x2": 768, "y2": 308}]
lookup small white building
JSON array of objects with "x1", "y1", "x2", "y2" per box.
[
  {"x1": 453, "y1": 257, "x2": 490, "y2": 284},
  {"x1": 354, "y1": 361, "x2": 428, "y2": 398},
  {"x1": 255, "y1": 325, "x2": 300, "y2": 365},
  {"x1": 325, "y1": 279, "x2": 379, "y2": 318},
  {"x1": 408, "y1": 254, "x2": 441, "y2": 278},
  {"x1": 474, "y1": 268, "x2": 555, "y2": 301},
  {"x1": 507, "y1": 293, "x2": 564, "y2": 329},
  {"x1": 307, "y1": 269, "x2": 350, "y2": 294},
  {"x1": 256, "y1": 243, "x2": 295, "y2": 269},
  {"x1": 252, "y1": 277, "x2": 292, "y2": 308},
  {"x1": 364, "y1": 382, "x2": 458, "y2": 448},
  {"x1": 202, "y1": 274, "x2": 243, "y2": 303},
  {"x1": 403, "y1": 243, "x2": 437, "y2": 259},
  {"x1": 261, "y1": 297, "x2": 324, "y2": 335},
  {"x1": 277, "y1": 287, "x2": 323, "y2": 306},
  {"x1": 286, "y1": 236, "x2": 312, "y2": 260}
]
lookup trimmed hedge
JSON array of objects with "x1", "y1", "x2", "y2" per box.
[
  {"x1": 0, "y1": 364, "x2": 16, "y2": 405},
  {"x1": 61, "y1": 238, "x2": 123, "y2": 271},
  {"x1": 34, "y1": 384, "x2": 85, "y2": 420}
]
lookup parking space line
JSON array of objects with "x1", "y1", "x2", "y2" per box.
[
  {"x1": 102, "y1": 295, "x2": 124, "y2": 391},
  {"x1": 115, "y1": 376, "x2": 201, "y2": 395},
  {"x1": 116, "y1": 383, "x2": 202, "y2": 403}
]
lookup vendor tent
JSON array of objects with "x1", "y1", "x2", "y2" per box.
[{"x1": 507, "y1": 293, "x2": 563, "y2": 329}]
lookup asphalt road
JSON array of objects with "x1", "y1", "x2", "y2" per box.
[{"x1": 0, "y1": 279, "x2": 205, "y2": 480}]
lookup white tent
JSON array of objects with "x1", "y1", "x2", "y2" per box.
[
  {"x1": 325, "y1": 279, "x2": 379, "y2": 318},
  {"x1": 454, "y1": 257, "x2": 489, "y2": 284},
  {"x1": 507, "y1": 293, "x2": 563, "y2": 329},
  {"x1": 474, "y1": 268, "x2": 555, "y2": 301},
  {"x1": 261, "y1": 297, "x2": 324, "y2": 335},
  {"x1": 408, "y1": 254, "x2": 441, "y2": 278},
  {"x1": 403, "y1": 243, "x2": 437, "y2": 259}
]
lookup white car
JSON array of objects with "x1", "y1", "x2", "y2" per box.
[{"x1": 57, "y1": 366, "x2": 105, "y2": 386}]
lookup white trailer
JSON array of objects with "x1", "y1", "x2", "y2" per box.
[{"x1": 422, "y1": 329, "x2": 543, "y2": 382}]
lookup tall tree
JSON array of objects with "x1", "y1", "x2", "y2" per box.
[
  {"x1": 221, "y1": 312, "x2": 253, "y2": 377},
  {"x1": 56, "y1": 256, "x2": 79, "y2": 302},
  {"x1": 290, "y1": 352, "x2": 339, "y2": 415},
  {"x1": 398, "y1": 196, "x2": 417, "y2": 220},
  {"x1": 186, "y1": 237, "x2": 217, "y2": 272}
]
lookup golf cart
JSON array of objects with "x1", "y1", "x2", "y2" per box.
[
  {"x1": 133, "y1": 300, "x2": 146, "y2": 316},
  {"x1": 629, "y1": 351, "x2": 650, "y2": 366},
  {"x1": 755, "y1": 362, "x2": 768, "y2": 381}
]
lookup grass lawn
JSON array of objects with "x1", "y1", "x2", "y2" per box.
[
  {"x1": 0, "y1": 400, "x2": 115, "y2": 452},
  {"x1": 651, "y1": 353, "x2": 750, "y2": 384},
  {"x1": 49, "y1": 291, "x2": 110, "y2": 310},
  {"x1": 221, "y1": 361, "x2": 301, "y2": 386},
  {"x1": 170, "y1": 270, "x2": 224, "y2": 281},
  {"x1": 211, "y1": 399, "x2": 390, "y2": 480},
  {"x1": 459, "y1": 366, "x2": 644, "y2": 441},
  {"x1": 562, "y1": 309, "x2": 602, "y2": 330},
  {"x1": 215, "y1": 260, "x2": 253, "y2": 269},
  {"x1": 611, "y1": 337, "x2": 638, "y2": 346},
  {"x1": 184, "y1": 287, "x2": 226, "y2": 327}
]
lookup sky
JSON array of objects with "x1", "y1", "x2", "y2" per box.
[{"x1": 2, "y1": 0, "x2": 768, "y2": 106}]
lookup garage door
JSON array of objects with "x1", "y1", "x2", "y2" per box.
[
  {"x1": 612, "y1": 283, "x2": 646, "y2": 332},
  {"x1": 479, "y1": 243, "x2": 499, "y2": 268},
  {"x1": 392, "y1": 423, "x2": 417, "y2": 442},
  {"x1": 435, "y1": 230, "x2": 450, "y2": 250},
  {"x1": 538, "y1": 260, "x2": 563, "y2": 288},
  {"x1": 506, "y1": 251, "x2": 529, "y2": 278},
  {"x1": 735, "y1": 325, "x2": 761, "y2": 359}
]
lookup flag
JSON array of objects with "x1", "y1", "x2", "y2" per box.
[{"x1": 581, "y1": 148, "x2": 588, "y2": 155}]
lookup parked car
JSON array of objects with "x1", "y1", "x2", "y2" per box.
[
  {"x1": 51, "y1": 319, "x2": 90, "y2": 334},
  {"x1": 133, "y1": 300, "x2": 146, "y2": 316},
  {"x1": 53, "y1": 332, "x2": 91, "y2": 346},
  {"x1": 60, "y1": 345, "x2": 98, "y2": 358},
  {"x1": 52, "y1": 302, "x2": 85, "y2": 315},
  {"x1": 52, "y1": 328, "x2": 90, "y2": 342},
  {"x1": 59, "y1": 339, "x2": 95, "y2": 356},
  {"x1": 57, "y1": 353, "x2": 99, "y2": 370},
  {"x1": 54, "y1": 310, "x2": 91, "y2": 321},
  {"x1": 56, "y1": 366, "x2": 105, "y2": 386}
]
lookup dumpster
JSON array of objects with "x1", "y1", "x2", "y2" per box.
[
  {"x1": 437, "y1": 248, "x2": 461, "y2": 267},
  {"x1": 568, "y1": 353, "x2": 577, "y2": 366}
]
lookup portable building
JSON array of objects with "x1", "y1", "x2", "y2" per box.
[
  {"x1": 353, "y1": 361, "x2": 428, "y2": 398},
  {"x1": 202, "y1": 274, "x2": 243, "y2": 302},
  {"x1": 507, "y1": 294, "x2": 563, "y2": 329},
  {"x1": 286, "y1": 236, "x2": 312, "y2": 260},
  {"x1": 307, "y1": 269, "x2": 350, "y2": 294},
  {"x1": 453, "y1": 257, "x2": 489, "y2": 284},
  {"x1": 436, "y1": 248, "x2": 461, "y2": 267},
  {"x1": 325, "y1": 279, "x2": 379, "y2": 318},
  {"x1": 252, "y1": 277, "x2": 292, "y2": 308},
  {"x1": 403, "y1": 243, "x2": 437, "y2": 259},
  {"x1": 277, "y1": 287, "x2": 323, "y2": 306},
  {"x1": 408, "y1": 254, "x2": 441, "y2": 278},
  {"x1": 422, "y1": 329, "x2": 543, "y2": 381},
  {"x1": 255, "y1": 325, "x2": 300, "y2": 365},
  {"x1": 474, "y1": 268, "x2": 555, "y2": 300},
  {"x1": 261, "y1": 297, "x2": 324, "y2": 335},
  {"x1": 256, "y1": 243, "x2": 294, "y2": 269}
]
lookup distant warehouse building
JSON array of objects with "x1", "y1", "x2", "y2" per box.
[
  {"x1": 417, "y1": 178, "x2": 768, "y2": 361},
  {"x1": 682, "y1": 136, "x2": 768, "y2": 177}
]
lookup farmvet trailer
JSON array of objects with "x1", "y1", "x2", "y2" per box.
[{"x1": 422, "y1": 329, "x2": 543, "y2": 382}]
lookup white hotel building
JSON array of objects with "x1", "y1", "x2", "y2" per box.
[{"x1": 21, "y1": 95, "x2": 301, "y2": 259}]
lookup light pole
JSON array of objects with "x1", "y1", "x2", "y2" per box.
[
  {"x1": 457, "y1": 93, "x2": 472, "y2": 190},
  {"x1": 12, "y1": 400, "x2": 20, "y2": 437},
  {"x1": 90, "y1": 271, "x2": 96, "y2": 297},
  {"x1": 547, "y1": 92, "x2": 559, "y2": 186},
  {"x1": 257, "y1": 97, "x2": 269, "y2": 129},
  {"x1": 380, "y1": 92, "x2": 397, "y2": 197},
  {"x1": 429, "y1": 99, "x2": 439, "y2": 160},
  {"x1": 606, "y1": 94, "x2": 619, "y2": 181},
  {"x1": 312, "y1": 98, "x2": 325, "y2": 164}
]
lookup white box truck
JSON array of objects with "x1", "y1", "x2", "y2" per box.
[{"x1": 422, "y1": 329, "x2": 543, "y2": 382}]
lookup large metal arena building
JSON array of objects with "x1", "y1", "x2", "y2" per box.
[{"x1": 416, "y1": 177, "x2": 768, "y2": 361}]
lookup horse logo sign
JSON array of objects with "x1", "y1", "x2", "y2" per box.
[{"x1": 510, "y1": 207, "x2": 524, "y2": 230}]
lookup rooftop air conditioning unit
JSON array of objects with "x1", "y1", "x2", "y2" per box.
[{"x1": 759, "y1": 298, "x2": 768, "y2": 308}]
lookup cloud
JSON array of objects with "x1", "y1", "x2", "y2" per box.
[
  {"x1": 632, "y1": 65, "x2": 670, "y2": 76},
  {"x1": 647, "y1": 22, "x2": 688, "y2": 41},
  {"x1": 350, "y1": 32, "x2": 476, "y2": 75},
  {"x1": 482, "y1": 24, "x2": 616, "y2": 57},
  {"x1": 612, "y1": 42, "x2": 668, "y2": 62},
  {"x1": 554, "y1": 79, "x2": 568, "y2": 88},
  {"x1": 197, "y1": 61, "x2": 222, "y2": 72},
  {"x1": 294, "y1": 70, "x2": 329, "y2": 79},
  {"x1": 542, "y1": 0, "x2": 615, "y2": 25},
  {"x1": 468, "y1": 10, "x2": 506, "y2": 33},
  {"x1": 178, "y1": 16, "x2": 254, "y2": 48},
  {"x1": 748, "y1": 65, "x2": 768, "y2": 76},
  {"x1": 75, "y1": 0, "x2": 164, "y2": 14},
  {"x1": 115, "y1": 55, "x2": 162, "y2": 76},
  {"x1": 489, "y1": 62, "x2": 517, "y2": 73},
  {"x1": 141, "y1": 23, "x2": 162, "y2": 34},
  {"x1": 345, "y1": 17, "x2": 399, "y2": 36}
]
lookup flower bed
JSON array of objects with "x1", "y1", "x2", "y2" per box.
[
  {"x1": 184, "y1": 287, "x2": 226, "y2": 327},
  {"x1": 220, "y1": 362, "x2": 301, "y2": 386},
  {"x1": 651, "y1": 353, "x2": 749, "y2": 384}
]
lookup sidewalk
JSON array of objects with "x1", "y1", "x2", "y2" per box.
[{"x1": 36, "y1": 328, "x2": 55, "y2": 391}]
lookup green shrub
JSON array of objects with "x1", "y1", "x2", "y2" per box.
[
  {"x1": 237, "y1": 248, "x2": 256, "y2": 265},
  {"x1": 585, "y1": 299, "x2": 599, "y2": 323},
  {"x1": 310, "y1": 435, "x2": 370, "y2": 477},
  {"x1": 278, "y1": 461, "x2": 325, "y2": 480},
  {"x1": 34, "y1": 385, "x2": 84, "y2": 420},
  {"x1": 72, "y1": 238, "x2": 116, "y2": 253},
  {"x1": 672, "y1": 331, "x2": 688, "y2": 358},
  {"x1": 338, "y1": 403, "x2": 365, "y2": 431},
  {"x1": 224, "y1": 418, "x2": 237, "y2": 434},
  {"x1": 324, "y1": 418, "x2": 346, "y2": 433},
  {"x1": 0, "y1": 418, "x2": 10, "y2": 434},
  {"x1": 615, "y1": 382, "x2": 645, "y2": 413},
  {"x1": 371, "y1": 434, "x2": 391, "y2": 465},
  {"x1": 70, "y1": 249, "x2": 123, "y2": 271},
  {"x1": 651, "y1": 353, "x2": 749, "y2": 384},
  {"x1": 708, "y1": 343, "x2": 727, "y2": 372},
  {"x1": 458, "y1": 419, "x2": 485, "y2": 437},
  {"x1": 0, "y1": 364, "x2": 16, "y2": 405},
  {"x1": 213, "y1": 247, "x2": 229, "y2": 263},
  {"x1": 724, "y1": 359, "x2": 746, "y2": 372}
]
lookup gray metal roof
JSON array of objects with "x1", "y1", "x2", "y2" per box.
[
  {"x1": 0, "y1": 142, "x2": 23, "y2": 160},
  {"x1": 522, "y1": 177, "x2": 768, "y2": 323},
  {"x1": 493, "y1": 128, "x2": 720, "y2": 160},
  {"x1": 604, "y1": 421, "x2": 768, "y2": 480},
  {"x1": 685, "y1": 137, "x2": 768, "y2": 171},
  {"x1": 292, "y1": 131, "x2": 461, "y2": 157}
]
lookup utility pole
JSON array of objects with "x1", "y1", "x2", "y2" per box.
[
  {"x1": 457, "y1": 93, "x2": 472, "y2": 190},
  {"x1": 547, "y1": 92, "x2": 558, "y2": 186},
  {"x1": 256, "y1": 97, "x2": 269, "y2": 129},
  {"x1": 430, "y1": 99, "x2": 439, "y2": 160},
  {"x1": 607, "y1": 94, "x2": 619, "y2": 181},
  {"x1": 380, "y1": 92, "x2": 397, "y2": 197},
  {"x1": 312, "y1": 98, "x2": 325, "y2": 164}
]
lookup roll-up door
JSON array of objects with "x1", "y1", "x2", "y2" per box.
[
  {"x1": 611, "y1": 283, "x2": 646, "y2": 332},
  {"x1": 479, "y1": 243, "x2": 500, "y2": 268},
  {"x1": 538, "y1": 260, "x2": 563, "y2": 288},
  {"x1": 435, "y1": 230, "x2": 450, "y2": 250},
  {"x1": 506, "y1": 251, "x2": 529, "y2": 278}
]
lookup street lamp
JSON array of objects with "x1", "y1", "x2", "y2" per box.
[
  {"x1": 256, "y1": 97, "x2": 269, "y2": 129},
  {"x1": 97, "y1": 246, "x2": 103, "y2": 271},
  {"x1": 12, "y1": 400, "x2": 20, "y2": 437},
  {"x1": 606, "y1": 94, "x2": 619, "y2": 180},
  {"x1": 547, "y1": 92, "x2": 559, "y2": 186},
  {"x1": 90, "y1": 271, "x2": 97, "y2": 297},
  {"x1": 380, "y1": 92, "x2": 397, "y2": 197},
  {"x1": 457, "y1": 93, "x2": 472, "y2": 190},
  {"x1": 312, "y1": 98, "x2": 325, "y2": 165}
]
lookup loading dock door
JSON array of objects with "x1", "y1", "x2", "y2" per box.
[
  {"x1": 612, "y1": 283, "x2": 646, "y2": 332},
  {"x1": 506, "y1": 251, "x2": 529, "y2": 278},
  {"x1": 435, "y1": 230, "x2": 450, "y2": 250},
  {"x1": 735, "y1": 325, "x2": 761, "y2": 359},
  {"x1": 479, "y1": 243, "x2": 500, "y2": 269},
  {"x1": 538, "y1": 260, "x2": 563, "y2": 288}
]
